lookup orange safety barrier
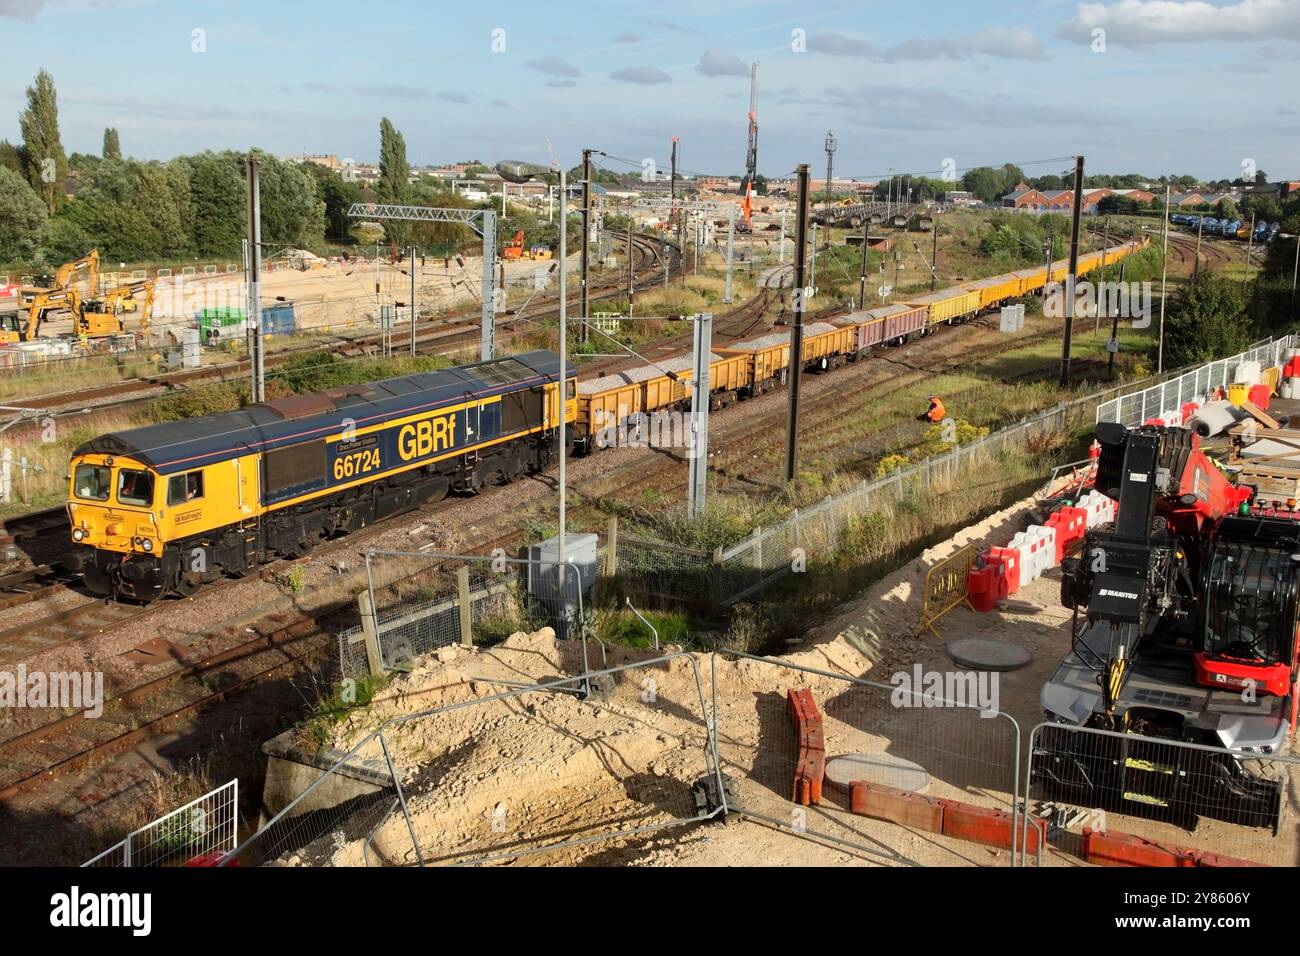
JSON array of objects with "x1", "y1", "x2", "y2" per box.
[
  {"x1": 787, "y1": 688, "x2": 825, "y2": 806},
  {"x1": 1249, "y1": 383, "x2": 1271, "y2": 410},
  {"x1": 1080, "y1": 827, "x2": 1267, "y2": 867},
  {"x1": 849, "y1": 781, "x2": 945, "y2": 832},
  {"x1": 847, "y1": 782, "x2": 1047, "y2": 855}
]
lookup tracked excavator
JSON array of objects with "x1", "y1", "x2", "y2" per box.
[
  {"x1": 1035, "y1": 421, "x2": 1297, "y2": 833},
  {"x1": 0, "y1": 277, "x2": 153, "y2": 345}
]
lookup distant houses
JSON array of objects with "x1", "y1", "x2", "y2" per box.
[{"x1": 1001, "y1": 184, "x2": 1157, "y2": 213}]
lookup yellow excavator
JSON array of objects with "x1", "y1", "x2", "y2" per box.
[
  {"x1": 0, "y1": 276, "x2": 154, "y2": 345},
  {"x1": 17, "y1": 249, "x2": 100, "y2": 308},
  {"x1": 78, "y1": 278, "x2": 154, "y2": 339}
]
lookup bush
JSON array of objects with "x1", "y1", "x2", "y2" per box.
[
  {"x1": 875, "y1": 453, "x2": 911, "y2": 477},
  {"x1": 1163, "y1": 275, "x2": 1250, "y2": 368}
]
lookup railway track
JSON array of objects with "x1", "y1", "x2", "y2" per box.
[
  {"x1": 8, "y1": 232, "x2": 683, "y2": 415},
  {"x1": 0, "y1": 526, "x2": 526, "y2": 802},
  {"x1": 0, "y1": 563, "x2": 73, "y2": 611},
  {"x1": 0, "y1": 506, "x2": 67, "y2": 548}
]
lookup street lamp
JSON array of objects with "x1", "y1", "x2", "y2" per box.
[{"x1": 497, "y1": 160, "x2": 569, "y2": 579}]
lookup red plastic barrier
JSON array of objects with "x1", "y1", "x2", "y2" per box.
[
  {"x1": 967, "y1": 563, "x2": 1000, "y2": 613},
  {"x1": 185, "y1": 851, "x2": 235, "y2": 867},
  {"x1": 1180, "y1": 401, "x2": 1200, "y2": 424},
  {"x1": 1186, "y1": 849, "x2": 1268, "y2": 868},
  {"x1": 848, "y1": 782, "x2": 1047, "y2": 854},
  {"x1": 986, "y1": 546, "x2": 1021, "y2": 595},
  {"x1": 1044, "y1": 514, "x2": 1069, "y2": 563},
  {"x1": 1249, "y1": 383, "x2": 1271, "y2": 409},
  {"x1": 1056, "y1": 506, "x2": 1088, "y2": 554},
  {"x1": 787, "y1": 688, "x2": 824, "y2": 806}
]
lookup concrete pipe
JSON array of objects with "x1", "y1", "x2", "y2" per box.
[{"x1": 1188, "y1": 401, "x2": 1242, "y2": 439}]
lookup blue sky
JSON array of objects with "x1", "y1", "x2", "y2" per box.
[{"x1": 0, "y1": 0, "x2": 1296, "y2": 181}]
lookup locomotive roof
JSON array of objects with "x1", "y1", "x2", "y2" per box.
[{"x1": 72, "y1": 350, "x2": 567, "y2": 475}]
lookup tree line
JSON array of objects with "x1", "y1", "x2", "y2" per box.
[{"x1": 0, "y1": 69, "x2": 468, "y2": 267}]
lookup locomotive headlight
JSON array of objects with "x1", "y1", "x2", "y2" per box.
[
  {"x1": 72, "y1": 528, "x2": 85, "y2": 542},
  {"x1": 140, "y1": 538, "x2": 154, "y2": 552}
]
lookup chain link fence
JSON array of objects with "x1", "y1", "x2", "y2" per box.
[
  {"x1": 614, "y1": 534, "x2": 717, "y2": 609},
  {"x1": 710, "y1": 652, "x2": 1025, "y2": 866},
  {"x1": 1024, "y1": 722, "x2": 1300, "y2": 866},
  {"x1": 83, "y1": 780, "x2": 238, "y2": 867},
  {"x1": 711, "y1": 399, "x2": 1098, "y2": 606},
  {"x1": 339, "y1": 548, "x2": 596, "y2": 679}
]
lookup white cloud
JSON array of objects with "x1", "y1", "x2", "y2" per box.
[
  {"x1": 1060, "y1": 0, "x2": 1300, "y2": 45},
  {"x1": 810, "y1": 26, "x2": 1048, "y2": 61},
  {"x1": 526, "y1": 55, "x2": 581, "y2": 77},
  {"x1": 610, "y1": 65, "x2": 671, "y2": 84},
  {"x1": 695, "y1": 48, "x2": 750, "y2": 76},
  {"x1": 0, "y1": 0, "x2": 42, "y2": 18}
]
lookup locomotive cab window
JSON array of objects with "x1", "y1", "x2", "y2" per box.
[
  {"x1": 501, "y1": 387, "x2": 544, "y2": 433},
  {"x1": 167, "y1": 470, "x2": 205, "y2": 505},
  {"x1": 116, "y1": 468, "x2": 154, "y2": 506},
  {"x1": 74, "y1": 464, "x2": 110, "y2": 501}
]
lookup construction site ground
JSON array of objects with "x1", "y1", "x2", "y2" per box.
[{"x1": 289, "y1": 488, "x2": 1298, "y2": 868}]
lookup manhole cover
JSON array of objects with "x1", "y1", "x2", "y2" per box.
[
  {"x1": 824, "y1": 753, "x2": 931, "y2": 794},
  {"x1": 947, "y1": 638, "x2": 1032, "y2": 672}
]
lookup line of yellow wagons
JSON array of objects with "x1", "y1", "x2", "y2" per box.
[{"x1": 574, "y1": 237, "x2": 1148, "y2": 451}]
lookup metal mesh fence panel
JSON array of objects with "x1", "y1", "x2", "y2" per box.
[
  {"x1": 343, "y1": 550, "x2": 595, "y2": 678},
  {"x1": 223, "y1": 732, "x2": 416, "y2": 867},
  {"x1": 357, "y1": 654, "x2": 721, "y2": 865},
  {"x1": 1025, "y1": 723, "x2": 1300, "y2": 866},
  {"x1": 1094, "y1": 335, "x2": 1300, "y2": 428},
  {"x1": 711, "y1": 653, "x2": 1022, "y2": 866},
  {"x1": 84, "y1": 780, "x2": 239, "y2": 867},
  {"x1": 616, "y1": 535, "x2": 715, "y2": 608}
]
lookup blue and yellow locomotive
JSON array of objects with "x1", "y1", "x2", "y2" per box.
[{"x1": 65, "y1": 351, "x2": 575, "y2": 601}]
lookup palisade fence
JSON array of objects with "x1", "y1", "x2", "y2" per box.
[
  {"x1": 1095, "y1": 334, "x2": 1300, "y2": 427},
  {"x1": 83, "y1": 780, "x2": 238, "y2": 867}
]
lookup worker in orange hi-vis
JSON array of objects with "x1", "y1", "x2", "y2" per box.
[{"x1": 924, "y1": 396, "x2": 946, "y2": 423}]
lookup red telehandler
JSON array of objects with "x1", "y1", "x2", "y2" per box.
[{"x1": 1036, "y1": 421, "x2": 1297, "y2": 833}]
